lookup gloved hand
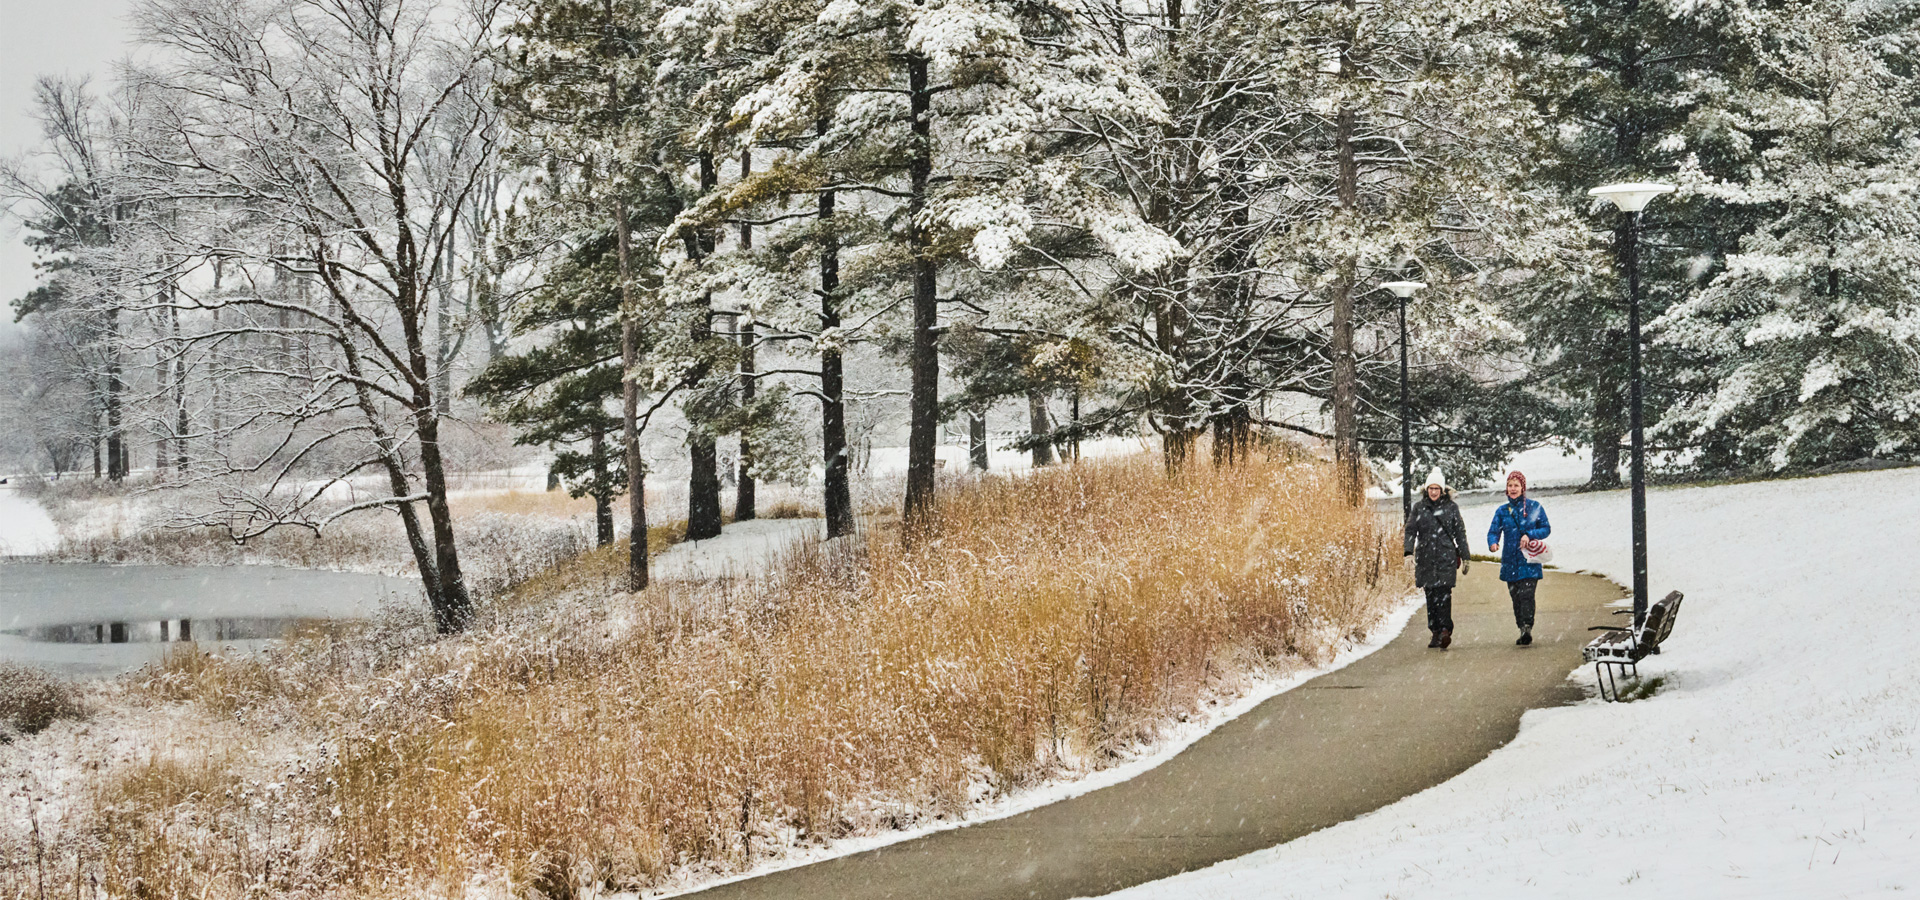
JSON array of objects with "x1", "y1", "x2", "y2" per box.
[{"x1": 1459, "y1": 557, "x2": 1469, "y2": 575}]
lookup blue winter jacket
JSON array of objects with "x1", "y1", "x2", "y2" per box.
[{"x1": 1487, "y1": 497, "x2": 1551, "y2": 582}]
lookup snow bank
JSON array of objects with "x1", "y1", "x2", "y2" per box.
[
  {"x1": 1105, "y1": 466, "x2": 1920, "y2": 899},
  {"x1": 1377, "y1": 443, "x2": 1596, "y2": 502},
  {"x1": 650, "y1": 518, "x2": 828, "y2": 581},
  {"x1": 0, "y1": 486, "x2": 59, "y2": 555}
]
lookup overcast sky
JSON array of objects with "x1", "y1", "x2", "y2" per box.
[{"x1": 0, "y1": 0, "x2": 135, "y2": 337}]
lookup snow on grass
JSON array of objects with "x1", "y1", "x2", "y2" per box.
[
  {"x1": 650, "y1": 517, "x2": 828, "y2": 581},
  {"x1": 0, "y1": 485, "x2": 60, "y2": 555},
  {"x1": 1103, "y1": 466, "x2": 1920, "y2": 899}
]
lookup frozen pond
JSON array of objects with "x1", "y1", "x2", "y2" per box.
[{"x1": 0, "y1": 563, "x2": 419, "y2": 677}]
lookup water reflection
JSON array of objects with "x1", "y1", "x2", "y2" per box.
[
  {"x1": 7, "y1": 617, "x2": 324, "y2": 644},
  {"x1": 0, "y1": 562, "x2": 419, "y2": 677}
]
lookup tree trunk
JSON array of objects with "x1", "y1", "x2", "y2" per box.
[
  {"x1": 1211, "y1": 400, "x2": 1252, "y2": 466},
  {"x1": 415, "y1": 410, "x2": 472, "y2": 632},
  {"x1": 969, "y1": 406, "x2": 989, "y2": 470},
  {"x1": 1331, "y1": 104, "x2": 1363, "y2": 505},
  {"x1": 395, "y1": 254, "x2": 474, "y2": 633},
  {"x1": 1027, "y1": 389, "x2": 1055, "y2": 467},
  {"x1": 903, "y1": 51, "x2": 940, "y2": 530},
  {"x1": 592, "y1": 423, "x2": 614, "y2": 547},
  {"x1": 819, "y1": 137, "x2": 855, "y2": 539},
  {"x1": 345, "y1": 334, "x2": 444, "y2": 618},
  {"x1": 615, "y1": 195, "x2": 650, "y2": 591},
  {"x1": 391, "y1": 470, "x2": 442, "y2": 614},
  {"x1": 687, "y1": 151, "x2": 724, "y2": 541},
  {"x1": 688, "y1": 405, "x2": 724, "y2": 538},
  {"x1": 599, "y1": 3, "x2": 650, "y2": 589},
  {"x1": 155, "y1": 297, "x2": 171, "y2": 478},
  {"x1": 736, "y1": 313, "x2": 758, "y2": 522},
  {"x1": 210, "y1": 265, "x2": 225, "y2": 463},
  {"x1": 105, "y1": 308, "x2": 125, "y2": 481},
  {"x1": 434, "y1": 222, "x2": 456, "y2": 417},
  {"x1": 1069, "y1": 387, "x2": 1081, "y2": 462},
  {"x1": 172, "y1": 300, "x2": 188, "y2": 475},
  {"x1": 1155, "y1": 269, "x2": 1194, "y2": 473},
  {"x1": 1588, "y1": 347, "x2": 1625, "y2": 490},
  {"x1": 1210, "y1": 156, "x2": 1258, "y2": 471},
  {"x1": 735, "y1": 150, "x2": 757, "y2": 522},
  {"x1": 471, "y1": 183, "x2": 509, "y2": 363}
]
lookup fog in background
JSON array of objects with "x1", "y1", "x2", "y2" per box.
[{"x1": 0, "y1": 0, "x2": 135, "y2": 339}]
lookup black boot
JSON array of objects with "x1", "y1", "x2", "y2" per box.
[
  {"x1": 1428, "y1": 631, "x2": 1442, "y2": 649},
  {"x1": 1439, "y1": 628, "x2": 1452, "y2": 649},
  {"x1": 1516, "y1": 627, "x2": 1532, "y2": 646}
]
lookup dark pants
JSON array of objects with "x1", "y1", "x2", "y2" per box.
[
  {"x1": 1507, "y1": 578, "x2": 1538, "y2": 631},
  {"x1": 1424, "y1": 585, "x2": 1453, "y2": 633}
]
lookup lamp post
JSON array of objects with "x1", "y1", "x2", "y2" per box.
[
  {"x1": 1588, "y1": 181, "x2": 1674, "y2": 627},
  {"x1": 1380, "y1": 280, "x2": 1427, "y2": 522}
]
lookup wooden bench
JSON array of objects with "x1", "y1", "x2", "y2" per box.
[{"x1": 1582, "y1": 590, "x2": 1683, "y2": 702}]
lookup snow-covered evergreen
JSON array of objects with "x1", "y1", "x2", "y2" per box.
[
  {"x1": 1659, "y1": 0, "x2": 1920, "y2": 470},
  {"x1": 1506, "y1": 0, "x2": 1749, "y2": 487}
]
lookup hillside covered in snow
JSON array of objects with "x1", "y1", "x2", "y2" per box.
[{"x1": 1111, "y1": 466, "x2": 1920, "y2": 898}]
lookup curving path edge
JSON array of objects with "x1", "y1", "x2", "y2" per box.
[{"x1": 677, "y1": 566, "x2": 1624, "y2": 900}]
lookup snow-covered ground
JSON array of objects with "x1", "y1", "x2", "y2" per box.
[
  {"x1": 651, "y1": 518, "x2": 828, "y2": 581},
  {"x1": 1379, "y1": 442, "x2": 1597, "y2": 501},
  {"x1": 1105, "y1": 466, "x2": 1920, "y2": 899},
  {"x1": 0, "y1": 484, "x2": 59, "y2": 555}
]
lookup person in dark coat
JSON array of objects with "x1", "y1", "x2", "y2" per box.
[
  {"x1": 1487, "y1": 470, "x2": 1552, "y2": 646},
  {"x1": 1404, "y1": 468, "x2": 1470, "y2": 649}
]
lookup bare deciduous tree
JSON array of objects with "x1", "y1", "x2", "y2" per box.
[{"x1": 123, "y1": 0, "x2": 506, "y2": 632}]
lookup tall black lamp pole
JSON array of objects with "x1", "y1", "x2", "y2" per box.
[
  {"x1": 1381, "y1": 280, "x2": 1427, "y2": 522},
  {"x1": 1589, "y1": 182, "x2": 1674, "y2": 627}
]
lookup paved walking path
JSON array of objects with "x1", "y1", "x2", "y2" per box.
[{"x1": 678, "y1": 566, "x2": 1623, "y2": 900}]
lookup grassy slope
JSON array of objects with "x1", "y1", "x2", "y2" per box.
[{"x1": 3, "y1": 455, "x2": 1401, "y2": 898}]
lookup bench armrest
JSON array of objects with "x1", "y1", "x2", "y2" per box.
[{"x1": 1588, "y1": 626, "x2": 1629, "y2": 632}]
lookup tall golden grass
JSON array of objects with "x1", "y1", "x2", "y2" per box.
[
  {"x1": 327, "y1": 454, "x2": 1393, "y2": 894},
  {"x1": 449, "y1": 489, "x2": 598, "y2": 519},
  {"x1": 10, "y1": 453, "x2": 1396, "y2": 898}
]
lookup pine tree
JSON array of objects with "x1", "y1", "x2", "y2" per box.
[
  {"x1": 7, "y1": 81, "x2": 137, "y2": 482},
  {"x1": 1055, "y1": 0, "x2": 1574, "y2": 492},
  {"x1": 1510, "y1": 0, "x2": 1749, "y2": 488},
  {"x1": 466, "y1": 232, "x2": 629, "y2": 546},
  {"x1": 944, "y1": 327, "x2": 1099, "y2": 468},
  {"x1": 1656, "y1": 0, "x2": 1920, "y2": 471},
  {"x1": 498, "y1": 0, "x2": 710, "y2": 587},
  {"x1": 668, "y1": 0, "x2": 1175, "y2": 528}
]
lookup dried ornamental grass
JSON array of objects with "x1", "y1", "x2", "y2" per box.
[
  {"x1": 327, "y1": 455, "x2": 1395, "y2": 894},
  {"x1": 0, "y1": 663, "x2": 88, "y2": 740},
  {"x1": 8, "y1": 454, "x2": 1398, "y2": 899}
]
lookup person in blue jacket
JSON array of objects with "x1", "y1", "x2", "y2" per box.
[{"x1": 1487, "y1": 470, "x2": 1551, "y2": 646}]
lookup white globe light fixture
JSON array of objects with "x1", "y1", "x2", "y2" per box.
[
  {"x1": 1589, "y1": 180, "x2": 1674, "y2": 627},
  {"x1": 1588, "y1": 182, "x2": 1674, "y2": 214},
  {"x1": 1379, "y1": 280, "x2": 1427, "y2": 520}
]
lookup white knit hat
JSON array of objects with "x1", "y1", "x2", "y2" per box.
[{"x1": 1424, "y1": 468, "x2": 1447, "y2": 490}]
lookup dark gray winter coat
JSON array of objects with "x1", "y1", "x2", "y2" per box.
[{"x1": 1404, "y1": 491, "x2": 1470, "y2": 589}]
